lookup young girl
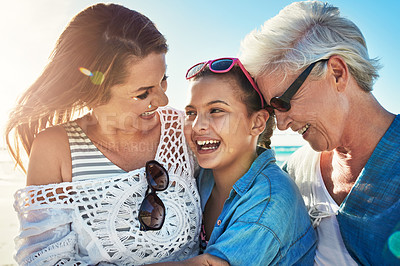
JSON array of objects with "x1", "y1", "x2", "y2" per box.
[{"x1": 183, "y1": 58, "x2": 316, "y2": 265}]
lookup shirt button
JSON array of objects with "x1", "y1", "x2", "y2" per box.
[{"x1": 217, "y1": 220, "x2": 222, "y2": 225}]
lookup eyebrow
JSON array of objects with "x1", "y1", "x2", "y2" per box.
[
  {"x1": 185, "y1": 100, "x2": 230, "y2": 109},
  {"x1": 136, "y1": 86, "x2": 153, "y2": 92},
  {"x1": 134, "y1": 70, "x2": 167, "y2": 93},
  {"x1": 207, "y1": 100, "x2": 230, "y2": 106},
  {"x1": 128, "y1": 86, "x2": 152, "y2": 95}
]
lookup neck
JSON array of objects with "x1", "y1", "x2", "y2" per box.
[
  {"x1": 212, "y1": 149, "x2": 258, "y2": 199},
  {"x1": 322, "y1": 92, "x2": 395, "y2": 183},
  {"x1": 79, "y1": 113, "x2": 161, "y2": 152}
]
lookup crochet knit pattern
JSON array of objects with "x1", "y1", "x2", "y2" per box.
[{"x1": 14, "y1": 107, "x2": 202, "y2": 265}]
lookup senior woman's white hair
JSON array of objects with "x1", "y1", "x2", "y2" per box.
[{"x1": 240, "y1": 0, "x2": 381, "y2": 92}]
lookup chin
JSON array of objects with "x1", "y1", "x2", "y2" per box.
[
  {"x1": 308, "y1": 140, "x2": 328, "y2": 153},
  {"x1": 134, "y1": 118, "x2": 159, "y2": 131},
  {"x1": 197, "y1": 157, "x2": 218, "y2": 170}
]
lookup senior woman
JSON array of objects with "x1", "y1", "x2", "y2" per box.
[{"x1": 240, "y1": 1, "x2": 399, "y2": 265}]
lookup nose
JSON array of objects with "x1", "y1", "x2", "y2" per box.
[
  {"x1": 151, "y1": 84, "x2": 169, "y2": 107},
  {"x1": 192, "y1": 113, "x2": 209, "y2": 134},
  {"x1": 274, "y1": 110, "x2": 291, "y2": 131}
]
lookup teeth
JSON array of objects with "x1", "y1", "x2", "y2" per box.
[
  {"x1": 202, "y1": 147, "x2": 216, "y2": 150},
  {"x1": 196, "y1": 139, "x2": 221, "y2": 151},
  {"x1": 196, "y1": 140, "x2": 220, "y2": 146},
  {"x1": 298, "y1": 123, "x2": 310, "y2": 135},
  {"x1": 142, "y1": 110, "x2": 156, "y2": 116}
]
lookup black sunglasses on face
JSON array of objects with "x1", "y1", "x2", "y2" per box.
[
  {"x1": 265, "y1": 59, "x2": 328, "y2": 114},
  {"x1": 138, "y1": 160, "x2": 169, "y2": 231}
]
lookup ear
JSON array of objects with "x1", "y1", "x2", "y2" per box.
[
  {"x1": 251, "y1": 109, "x2": 269, "y2": 136},
  {"x1": 327, "y1": 55, "x2": 349, "y2": 92}
]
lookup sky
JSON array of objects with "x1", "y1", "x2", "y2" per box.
[{"x1": 1, "y1": 0, "x2": 399, "y2": 147}]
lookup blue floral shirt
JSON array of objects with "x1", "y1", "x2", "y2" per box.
[{"x1": 197, "y1": 148, "x2": 316, "y2": 265}]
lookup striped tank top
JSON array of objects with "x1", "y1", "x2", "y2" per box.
[
  {"x1": 63, "y1": 121, "x2": 127, "y2": 181},
  {"x1": 16, "y1": 107, "x2": 202, "y2": 264}
]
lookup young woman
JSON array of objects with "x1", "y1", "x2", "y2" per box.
[
  {"x1": 6, "y1": 4, "x2": 204, "y2": 265},
  {"x1": 183, "y1": 58, "x2": 317, "y2": 265}
]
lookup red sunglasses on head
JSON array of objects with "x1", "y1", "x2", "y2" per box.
[{"x1": 186, "y1": 57, "x2": 265, "y2": 109}]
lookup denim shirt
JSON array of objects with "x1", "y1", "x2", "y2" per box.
[
  {"x1": 197, "y1": 148, "x2": 316, "y2": 266},
  {"x1": 337, "y1": 114, "x2": 400, "y2": 265}
]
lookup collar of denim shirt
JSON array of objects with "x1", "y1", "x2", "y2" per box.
[
  {"x1": 197, "y1": 147, "x2": 277, "y2": 211},
  {"x1": 232, "y1": 147, "x2": 276, "y2": 196}
]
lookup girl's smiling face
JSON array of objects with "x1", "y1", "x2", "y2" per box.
[{"x1": 184, "y1": 75, "x2": 257, "y2": 171}]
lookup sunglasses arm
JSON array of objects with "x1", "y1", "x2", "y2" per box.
[
  {"x1": 278, "y1": 62, "x2": 318, "y2": 102},
  {"x1": 236, "y1": 60, "x2": 265, "y2": 108}
]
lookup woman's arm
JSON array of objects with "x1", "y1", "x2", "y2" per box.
[
  {"x1": 14, "y1": 207, "x2": 86, "y2": 265},
  {"x1": 16, "y1": 124, "x2": 82, "y2": 264},
  {"x1": 26, "y1": 126, "x2": 72, "y2": 185},
  {"x1": 149, "y1": 253, "x2": 229, "y2": 266}
]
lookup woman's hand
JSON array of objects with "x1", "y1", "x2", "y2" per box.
[
  {"x1": 182, "y1": 253, "x2": 229, "y2": 266},
  {"x1": 149, "y1": 253, "x2": 229, "y2": 266}
]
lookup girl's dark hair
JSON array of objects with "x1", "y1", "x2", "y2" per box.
[
  {"x1": 191, "y1": 65, "x2": 275, "y2": 149},
  {"x1": 5, "y1": 3, "x2": 168, "y2": 172}
]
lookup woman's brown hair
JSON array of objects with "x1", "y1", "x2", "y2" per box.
[{"x1": 5, "y1": 3, "x2": 168, "y2": 172}]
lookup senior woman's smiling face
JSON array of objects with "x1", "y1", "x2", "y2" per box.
[{"x1": 257, "y1": 58, "x2": 349, "y2": 152}]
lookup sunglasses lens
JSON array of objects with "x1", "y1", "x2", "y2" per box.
[
  {"x1": 139, "y1": 193, "x2": 165, "y2": 230},
  {"x1": 146, "y1": 161, "x2": 169, "y2": 190},
  {"x1": 186, "y1": 63, "x2": 206, "y2": 79},
  {"x1": 210, "y1": 58, "x2": 234, "y2": 72},
  {"x1": 270, "y1": 98, "x2": 291, "y2": 112}
]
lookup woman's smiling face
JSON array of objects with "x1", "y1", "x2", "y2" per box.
[
  {"x1": 184, "y1": 75, "x2": 256, "y2": 171},
  {"x1": 93, "y1": 52, "x2": 168, "y2": 132}
]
